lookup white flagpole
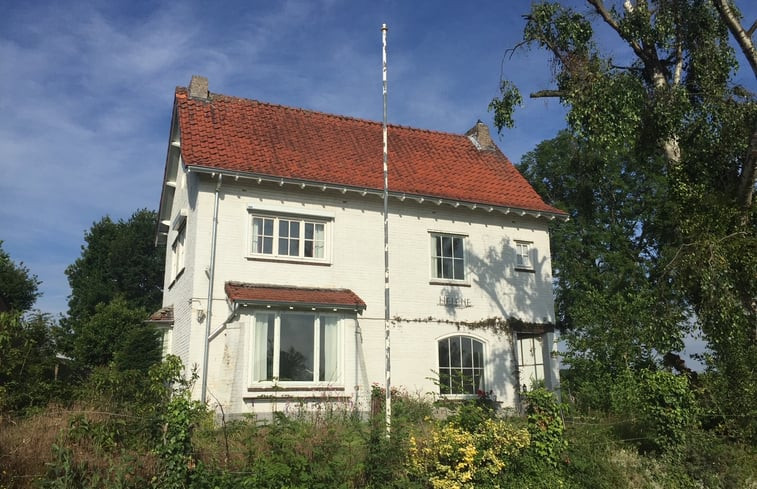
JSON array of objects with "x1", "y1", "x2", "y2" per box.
[{"x1": 381, "y1": 23, "x2": 391, "y2": 436}]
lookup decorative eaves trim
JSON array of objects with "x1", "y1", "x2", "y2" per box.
[{"x1": 186, "y1": 165, "x2": 568, "y2": 222}]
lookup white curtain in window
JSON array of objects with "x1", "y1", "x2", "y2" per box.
[
  {"x1": 320, "y1": 316, "x2": 339, "y2": 382},
  {"x1": 314, "y1": 223, "x2": 325, "y2": 258},
  {"x1": 252, "y1": 315, "x2": 270, "y2": 381}
]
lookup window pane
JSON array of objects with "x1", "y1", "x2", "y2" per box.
[
  {"x1": 473, "y1": 341, "x2": 483, "y2": 368},
  {"x1": 438, "y1": 338, "x2": 449, "y2": 367},
  {"x1": 453, "y1": 258, "x2": 464, "y2": 280},
  {"x1": 279, "y1": 314, "x2": 314, "y2": 381},
  {"x1": 290, "y1": 221, "x2": 300, "y2": 239},
  {"x1": 279, "y1": 220, "x2": 289, "y2": 238},
  {"x1": 442, "y1": 258, "x2": 453, "y2": 279},
  {"x1": 264, "y1": 219, "x2": 273, "y2": 235},
  {"x1": 263, "y1": 236, "x2": 273, "y2": 254},
  {"x1": 253, "y1": 314, "x2": 275, "y2": 381},
  {"x1": 439, "y1": 369, "x2": 451, "y2": 395},
  {"x1": 442, "y1": 236, "x2": 452, "y2": 258},
  {"x1": 453, "y1": 237, "x2": 463, "y2": 259},
  {"x1": 304, "y1": 241, "x2": 313, "y2": 257},
  {"x1": 305, "y1": 222, "x2": 314, "y2": 240},
  {"x1": 463, "y1": 369, "x2": 475, "y2": 394},
  {"x1": 314, "y1": 224, "x2": 325, "y2": 258},
  {"x1": 461, "y1": 337, "x2": 472, "y2": 368},
  {"x1": 435, "y1": 235, "x2": 441, "y2": 256},
  {"x1": 450, "y1": 336, "x2": 461, "y2": 367},
  {"x1": 319, "y1": 316, "x2": 339, "y2": 382}
]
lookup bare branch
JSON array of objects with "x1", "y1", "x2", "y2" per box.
[
  {"x1": 747, "y1": 19, "x2": 757, "y2": 37},
  {"x1": 530, "y1": 90, "x2": 565, "y2": 98},
  {"x1": 587, "y1": 0, "x2": 646, "y2": 61}
]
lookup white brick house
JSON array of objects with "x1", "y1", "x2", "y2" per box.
[{"x1": 153, "y1": 76, "x2": 567, "y2": 416}]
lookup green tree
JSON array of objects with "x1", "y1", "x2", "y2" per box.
[
  {"x1": 0, "y1": 311, "x2": 60, "y2": 413},
  {"x1": 65, "y1": 209, "x2": 164, "y2": 321},
  {"x1": 492, "y1": 1, "x2": 757, "y2": 439},
  {"x1": 0, "y1": 241, "x2": 41, "y2": 312},
  {"x1": 63, "y1": 209, "x2": 164, "y2": 371},
  {"x1": 72, "y1": 298, "x2": 161, "y2": 371},
  {"x1": 0, "y1": 244, "x2": 60, "y2": 413},
  {"x1": 520, "y1": 133, "x2": 685, "y2": 409}
]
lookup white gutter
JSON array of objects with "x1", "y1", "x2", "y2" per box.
[{"x1": 200, "y1": 174, "x2": 222, "y2": 405}]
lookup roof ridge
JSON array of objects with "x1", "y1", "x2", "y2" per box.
[{"x1": 176, "y1": 86, "x2": 471, "y2": 138}]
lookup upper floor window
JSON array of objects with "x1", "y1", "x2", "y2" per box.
[
  {"x1": 251, "y1": 312, "x2": 342, "y2": 385},
  {"x1": 250, "y1": 212, "x2": 328, "y2": 262},
  {"x1": 171, "y1": 219, "x2": 186, "y2": 281},
  {"x1": 430, "y1": 233, "x2": 466, "y2": 282},
  {"x1": 438, "y1": 335, "x2": 485, "y2": 395},
  {"x1": 515, "y1": 241, "x2": 533, "y2": 270}
]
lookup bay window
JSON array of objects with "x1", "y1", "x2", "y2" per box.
[{"x1": 251, "y1": 312, "x2": 341, "y2": 384}]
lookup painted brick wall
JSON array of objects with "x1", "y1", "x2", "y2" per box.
[{"x1": 162, "y1": 173, "x2": 559, "y2": 414}]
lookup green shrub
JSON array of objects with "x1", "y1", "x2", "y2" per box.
[
  {"x1": 636, "y1": 370, "x2": 699, "y2": 453},
  {"x1": 523, "y1": 387, "x2": 567, "y2": 466},
  {"x1": 407, "y1": 417, "x2": 530, "y2": 488}
]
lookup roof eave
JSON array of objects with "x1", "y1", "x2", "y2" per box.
[
  {"x1": 233, "y1": 299, "x2": 366, "y2": 313},
  {"x1": 185, "y1": 165, "x2": 569, "y2": 222}
]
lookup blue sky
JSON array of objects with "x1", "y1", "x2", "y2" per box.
[{"x1": 1, "y1": 0, "x2": 755, "y2": 320}]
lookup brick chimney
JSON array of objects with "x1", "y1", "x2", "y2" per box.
[
  {"x1": 188, "y1": 75, "x2": 209, "y2": 100},
  {"x1": 465, "y1": 120, "x2": 496, "y2": 151}
]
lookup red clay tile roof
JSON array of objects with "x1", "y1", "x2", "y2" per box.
[
  {"x1": 225, "y1": 282, "x2": 366, "y2": 311},
  {"x1": 174, "y1": 87, "x2": 565, "y2": 216},
  {"x1": 147, "y1": 306, "x2": 174, "y2": 323}
]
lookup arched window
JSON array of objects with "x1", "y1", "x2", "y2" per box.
[{"x1": 438, "y1": 335, "x2": 485, "y2": 395}]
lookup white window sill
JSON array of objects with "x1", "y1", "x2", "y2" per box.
[
  {"x1": 246, "y1": 384, "x2": 345, "y2": 393},
  {"x1": 429, "y1": 279, "x2": 470, "y2": 287},
  {"x1": 514, "y1": 267, "x2": 535, "y2": 273},
  {"x1": 245, "y1": 255, "x2": 332, "y2": 266}
]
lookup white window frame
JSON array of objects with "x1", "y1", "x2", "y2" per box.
[
  {"x1": 515, "y1": 241, "x2": 534, "y2": 271},
  {"x1": 171, "y1": 216, "x2": 186, "y2": 281},
  {"x1": 516, "y1": 333, "x2": 546, "y2": 390},
  {"x1": 247, "y1": 205, "x2": 333, "y2": 264},
  {"x1": 429, "y1": 232, "x2": 468, "y2": 284},
  {"x1": 436, "y1": 334, "x2": 486, "y2": 398},
  {"x1": 249, "y1": 311, "x2": 343, "y2": 387}
]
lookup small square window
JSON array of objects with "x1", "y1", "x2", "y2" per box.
[
  {"x1": 431, "y1": 233, "x2": 466, "y2": 282},
  {"x1": 515, "y1": 241, "x2": 533, "y2": 270}
]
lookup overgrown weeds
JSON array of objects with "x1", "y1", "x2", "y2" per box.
[{"x1": 2, "y1": 358, "x2": 756, "y2": 489}]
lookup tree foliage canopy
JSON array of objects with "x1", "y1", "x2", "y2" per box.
[
  {"x1": 493, "y1": 0, "x2": 757, "y2": 440},
  {"x1": 0, "y1": 241, "x2": 40, "y2": 313},
  {"x1": 65, "y1": 209, "x2": 164, "y2": 322},
  {"x1": 63, "y1": 209, "x2": 165, "y2": 371}
]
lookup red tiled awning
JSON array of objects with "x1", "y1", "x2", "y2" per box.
[
  {"x1": 146, "y1": 306, "x2": 174, "y2": 323},
  {"x1": 225, "y1": 282, "x2": 366, "y2": 312}
]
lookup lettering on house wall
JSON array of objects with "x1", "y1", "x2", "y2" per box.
[{"x1": 438, "y1": 294, "x2": 472, "y2": 308}]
